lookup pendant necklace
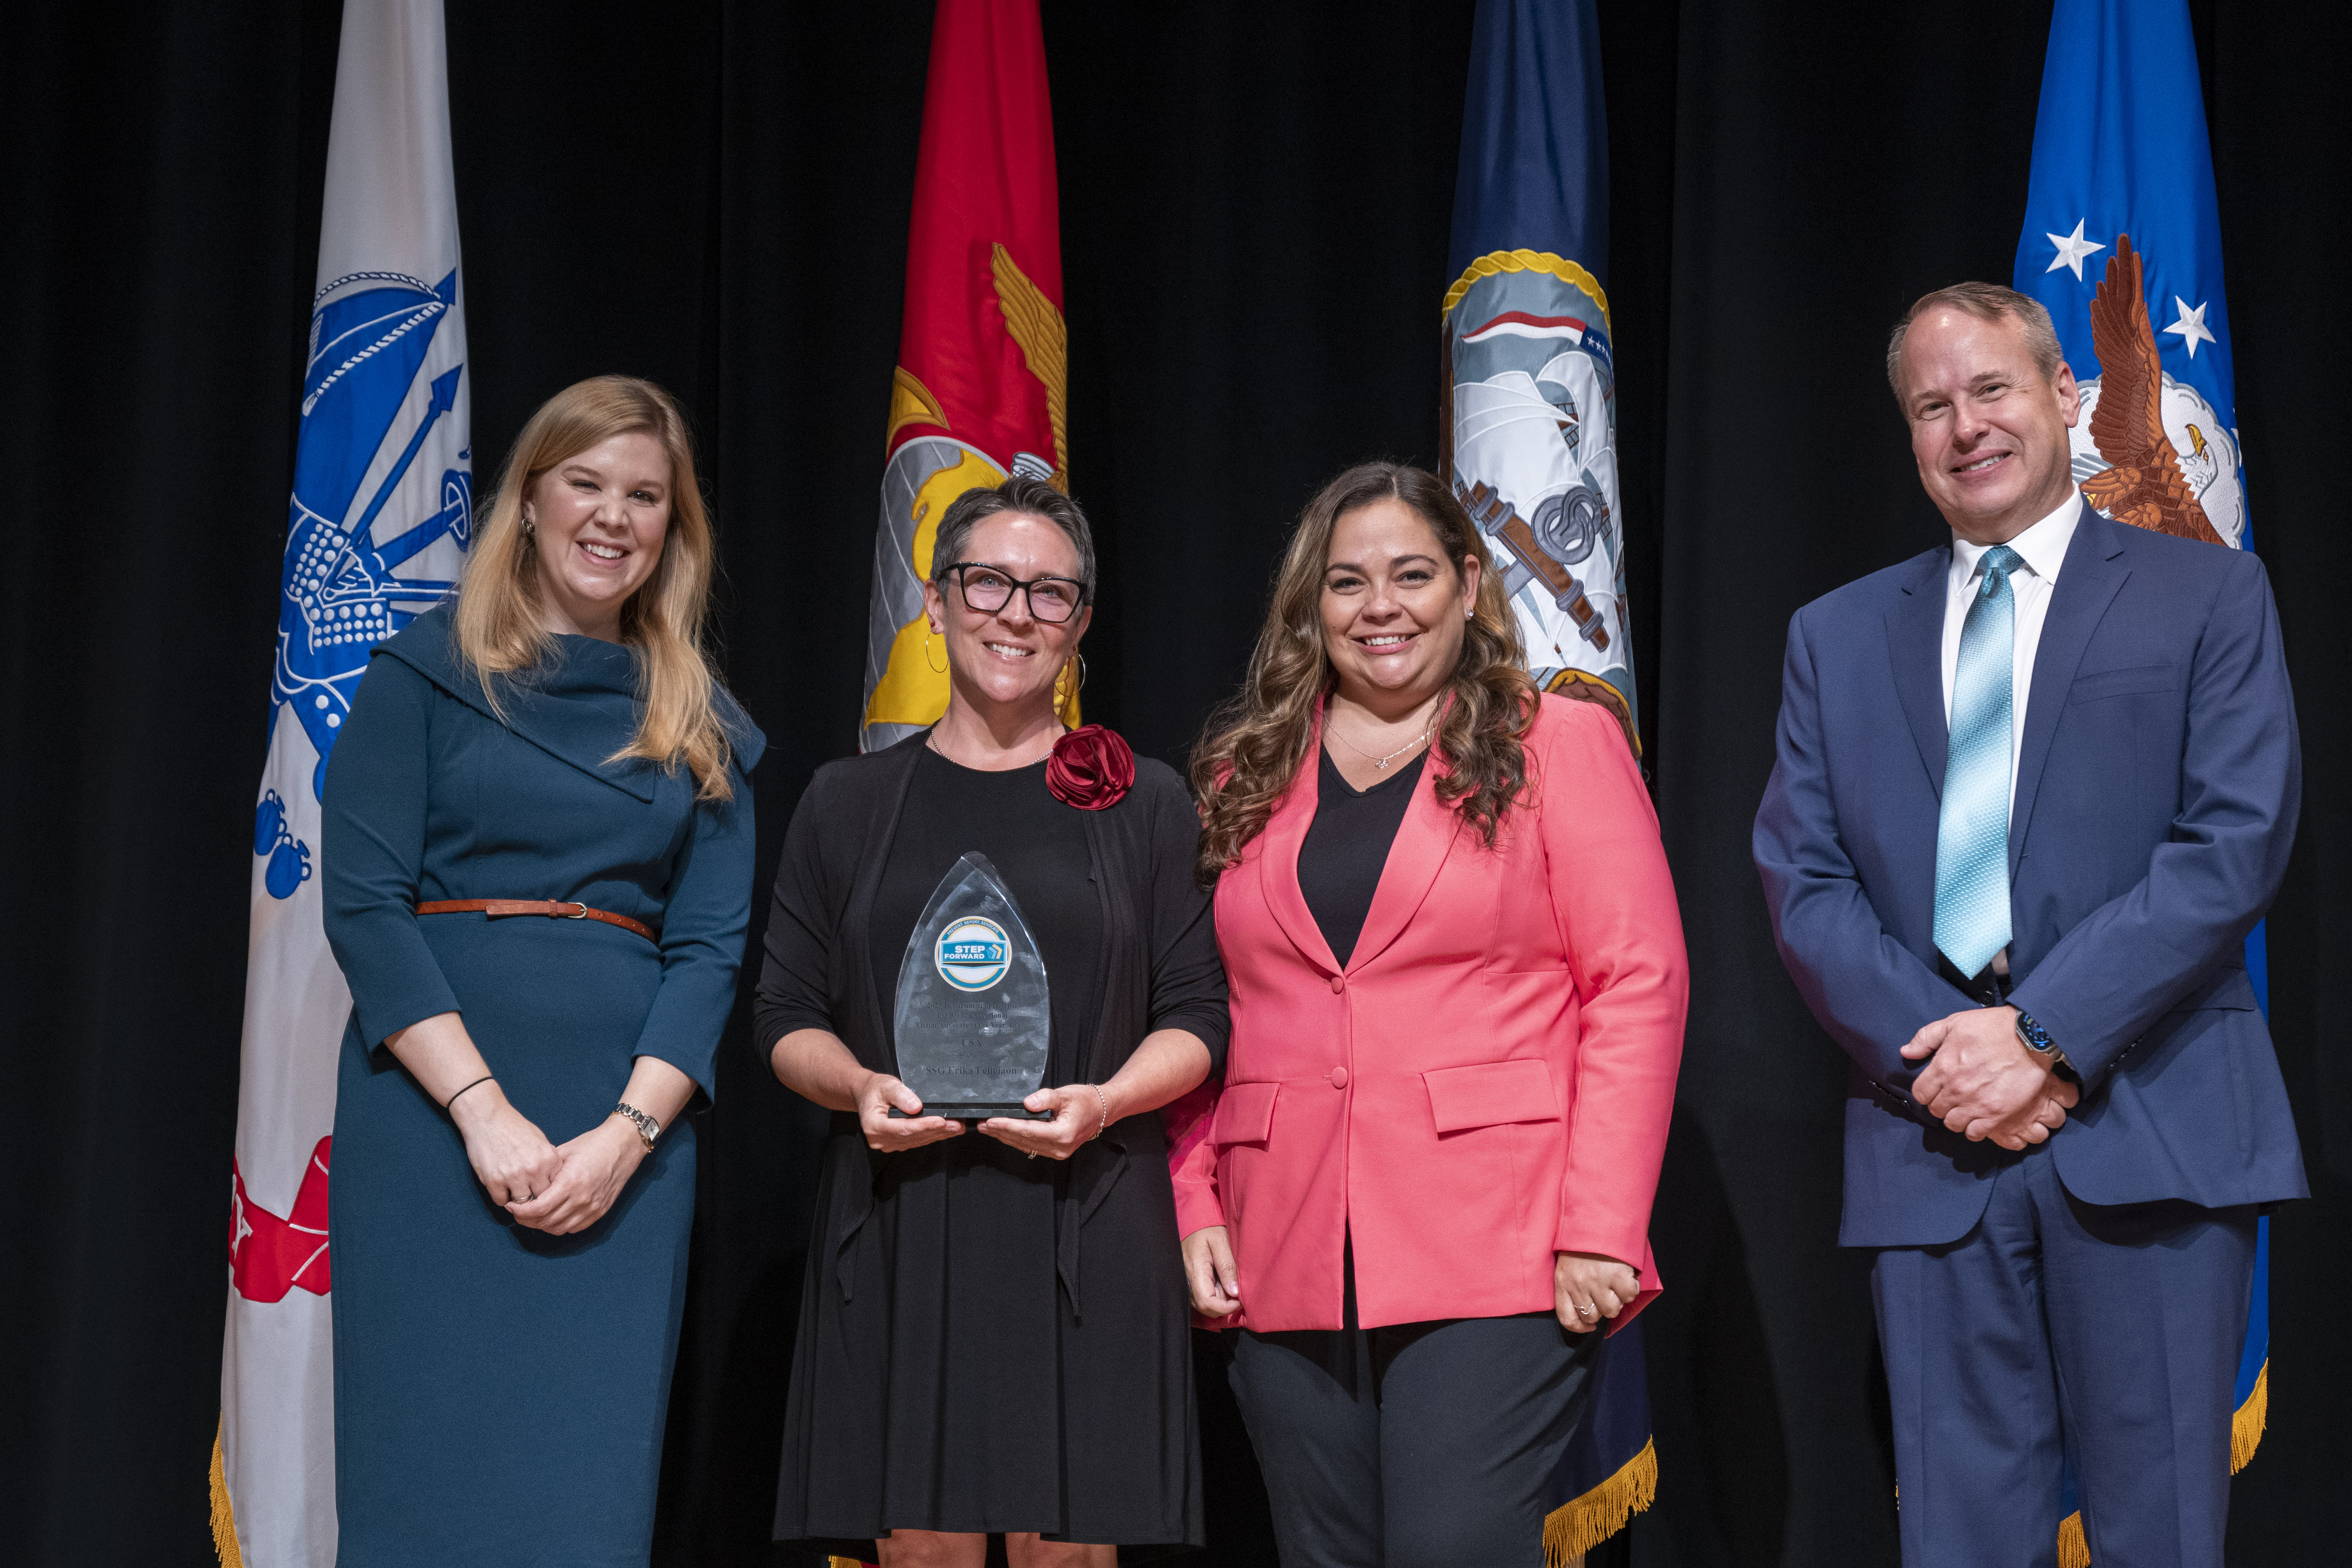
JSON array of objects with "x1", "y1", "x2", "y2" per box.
[{"x1": 1332, "y1": 706, "x2": 1440, "y2": 772}]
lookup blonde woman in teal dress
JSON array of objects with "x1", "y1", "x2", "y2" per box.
[{"x1": 321, "y1": 376, "x2": 760, "y2": 1566}]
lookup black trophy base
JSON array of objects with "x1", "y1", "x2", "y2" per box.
[{"x1": 887, "y1": 1102, "x2": 1054, "y2": 1122}]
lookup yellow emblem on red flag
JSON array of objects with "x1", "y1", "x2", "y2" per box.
[{"x1": 861, "y1": 0, "x2": 1075, "y2": 752}]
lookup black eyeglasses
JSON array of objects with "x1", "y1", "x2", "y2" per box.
[{"x1": 942, "y1": 562, "x2": 1087, "y2": 624}]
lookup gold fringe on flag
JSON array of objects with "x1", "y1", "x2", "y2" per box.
[
  {"x1": 210, "y1": 1418, "x2": 243, "y2": 1568},
  {"x1": 2057, "y1": 1510, "x2": 2090, "y2": 1568},
  {"x1": 1543, "y1": 1435, "x2": 1657, "y2": 1565},
  {"x1": 2231, "y1": 1359, "x2": 2268, "y2": 1474},
  {"x1": 2052, "y1": 1358, "x2": 2268, "y2": 1565}
]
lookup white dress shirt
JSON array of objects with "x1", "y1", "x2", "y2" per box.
[{"x1": 1940, "y1": 492, "x2": 2082, "y2": 807}]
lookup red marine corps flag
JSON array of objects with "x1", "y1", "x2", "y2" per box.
[{"x1": 860, "y1": 0, "x2": 1074, "y2": 753}]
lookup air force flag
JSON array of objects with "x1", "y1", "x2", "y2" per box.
[
  {"x1": 215, "y1": 3, "x2": 470, "y2": 1562},
  {"x1": 2013, "y1": 3, "x2": 2268, "y2": 1563},
  {"x1": 2015, "y1": 0, "x2": 2244, "y2": 552}
]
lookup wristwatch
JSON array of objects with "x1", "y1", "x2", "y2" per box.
[
  {"x1": 614, "y1": 1101, "x2": 661, "y2": 1153},
  {"x1": 2013, "y1": 1008, "x2": 2066, "y2": 1069}
]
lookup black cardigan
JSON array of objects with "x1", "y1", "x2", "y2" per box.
[{"x1": 753, "y1": 732, "x2": 1230, "y2": 1315}]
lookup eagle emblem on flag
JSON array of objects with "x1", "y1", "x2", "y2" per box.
[{"x1": 2072, "y1": 235, "x2": 2241, "y2": 548}]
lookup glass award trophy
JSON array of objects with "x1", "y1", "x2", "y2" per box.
[{"x1": 888, "y1": 852, "x2": 1053, "y2": 1120}]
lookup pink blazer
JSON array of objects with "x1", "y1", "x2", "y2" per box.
[{"x1": 1169, "y1": 695, "x2": 1687, "y2": 1333}]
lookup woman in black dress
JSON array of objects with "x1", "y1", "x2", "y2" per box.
[{"x1": 758, "y1": 476, "x2": 1228, "y2": 1567}]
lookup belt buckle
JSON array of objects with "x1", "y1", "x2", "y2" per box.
[{"x1": 564, "y1": 901, "x2": 588, "y2": 920}]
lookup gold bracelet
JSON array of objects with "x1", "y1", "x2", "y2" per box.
[{"x1": 1091, "y1": 1085, "x2": 1110, "y2": 1140}]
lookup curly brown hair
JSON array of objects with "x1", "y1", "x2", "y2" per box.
[{"x1": 1193, "y1": 462, "x2": 1537, "y2": 883}]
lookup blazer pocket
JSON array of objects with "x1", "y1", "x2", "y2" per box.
[
  {"x1": 1213, "y1": 1081, "x2": 1279, "y2": 1144},
  {"x1": 1424, "y1": 1059, "x2": 1561, "y2": 1135},
  {"x1": 2067, "y1": 662, "x2": 2177, "y2": 704}
]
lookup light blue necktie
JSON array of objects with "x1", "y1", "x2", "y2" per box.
[{"x1": 1934, "y1": 545, "x2": 2022, "y2": 979}]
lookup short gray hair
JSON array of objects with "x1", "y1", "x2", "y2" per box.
[
  {"x1": 1886, "y1": 282, "x2": 2064, "y2": 404},
  {"x1": 929, "y1": 475, "x2": 1098, "y2": 604}
]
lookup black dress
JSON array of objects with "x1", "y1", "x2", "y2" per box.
[{"x1": 757, "y1": 736, "x2": 1229, "y2": 1556}]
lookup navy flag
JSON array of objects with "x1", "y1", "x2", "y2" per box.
[
  {"x1": 2012, "y1": 2, "x2": 2269, "y2": 1562},
  {"x1": 1442, "y1": 0, "x2": 1636, "y2": 761},
  {"x1": 1444, "y1": 3, "x2": 1655, "y2": 1559}
]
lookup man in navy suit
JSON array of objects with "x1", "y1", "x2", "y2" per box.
[{"x1": 1754, "y1": 283, "x2": 2303, "y2": 1568}]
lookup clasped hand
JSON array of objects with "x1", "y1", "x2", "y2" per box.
[
  {"x1": 453, "y1": 1085, "x2": 644, "y2": 1235},
  {"x1": 1900, "y1": 1004, "x2": 2079, "y2": 1150},
  {"x1": 1556, "y1": 1252, "x2": 1641, "y2": 1334},
  {"x1": 857, "y1": 1072, "x2": 1105, "y2": 1161}
]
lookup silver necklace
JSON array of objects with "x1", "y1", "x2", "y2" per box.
[{"x1": 1331, "y1": 708, "x2": 1439, "y2": 772}]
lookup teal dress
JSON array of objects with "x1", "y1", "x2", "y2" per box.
[{"x1": 320, "y1": 605, "x2": 761, "y2": 1568}]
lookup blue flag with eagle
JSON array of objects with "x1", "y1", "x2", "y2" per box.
[
  {"x1": 1443, "y1": 3, "x2": 1653, "y2": 1560},
  {"x1": 2012, "y1": 2, "x2": 2269, "y2": 1562}
]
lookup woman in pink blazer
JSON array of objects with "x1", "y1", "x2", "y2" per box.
[{"x1": 1173, "y1": 463, "x2": 1687, "y2": 1566}]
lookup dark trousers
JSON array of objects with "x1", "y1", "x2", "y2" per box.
[
  {"x1": 1871, "y1": 1146, "x2": 2256, "y2": 1568},
  {"x1": 1227, "y1": 1254, "x2": 1598, "y2": 1568}
]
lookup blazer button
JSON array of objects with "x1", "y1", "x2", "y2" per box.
[
  {"x1": 1329, "y1": 974, "x2": 1345, "y2": 994},
  {"x1": 1330, "y1": 1066, "x2": 1350, "y2": 1088}
]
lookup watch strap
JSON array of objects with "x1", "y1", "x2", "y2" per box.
[{"x1": 614, "y1": 1101, "x2": 660, "y2": 1152}]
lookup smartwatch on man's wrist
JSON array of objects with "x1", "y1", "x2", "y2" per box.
[{"x1": 2013, "y1": 1008, "x2": 2065, "y2": 1069}]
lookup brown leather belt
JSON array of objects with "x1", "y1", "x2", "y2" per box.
[{"x1": 415, "y1": 899, "x2": 657, "y2": 945}]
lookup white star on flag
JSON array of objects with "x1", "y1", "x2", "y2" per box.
[
  {"x1": 2162, "y1": 296, "x2": 2216, "y2": 358},
  {"x1": 2045, "y1": 219, "x2": 2106, "y2": 280}
]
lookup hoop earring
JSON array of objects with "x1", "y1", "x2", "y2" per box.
[
  {"x1": 1073, "y1": 653, "x2": 1088, "y2": 693},
  {"x1": 924, "y1": 632, "x2": 947, "y2": 674}
]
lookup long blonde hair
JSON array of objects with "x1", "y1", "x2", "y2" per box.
[
  {"x1": 453, "y1": 375, "x2": 736, "y2": 800},
  {"x1": 1192, "y1": 462, "x2": 1536, "y2": 882}
]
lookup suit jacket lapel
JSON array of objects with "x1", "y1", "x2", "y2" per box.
[
  {"x1": 1346, "y1": 749, "x2": 1462, "y2": 972},
  {"x1": 1886, "y1": 549, "x2": 1952, "y2": 799},
  {"x1": 2010, "y1": 514, "x2": 2131, "y2": 873},
  {"x1": 1259, "y1": 726, "x2": 1341, "y2": 978}
]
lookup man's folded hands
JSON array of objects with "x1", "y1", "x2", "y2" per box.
[{"x1": 1902, "y1": 1005, "x2": 2079, "y2": 1150}]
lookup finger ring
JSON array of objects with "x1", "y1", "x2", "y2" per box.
[
  {"x1": 1026, "y1": 1151, "x2": 1037, "y2": 1160},
  {"x1": 1580, "y1": 1303, "x2": 1597, "y2": 1318}
]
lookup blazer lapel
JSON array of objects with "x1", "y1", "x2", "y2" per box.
[
  {"x1": 2010, "y1": 514, "x2": 2131, "y2": 873},
  {"x1": 1346, "y1": 743, "x2": 1463, "y2": 974},
  {"x1": 1886, "y1": 548, "x2": 1953, "y2": 799},
  {"x1": 1258, "y1": 732, "x2": 1341, "y2": 978}
]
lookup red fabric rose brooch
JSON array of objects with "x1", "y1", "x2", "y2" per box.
[{"x1": 1047, "y1": 724, "x2": 1135, "y2": 811}]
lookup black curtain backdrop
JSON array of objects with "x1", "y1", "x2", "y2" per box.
[{"x1": 5, "y1": 4, "x2": 2344, "y2": 1565}]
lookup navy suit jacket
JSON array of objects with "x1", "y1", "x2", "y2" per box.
[{"x1": 1754, "y1": 509, "x2": 2306, "y2": 1247}]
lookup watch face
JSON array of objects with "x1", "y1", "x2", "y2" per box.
[{"x1": 2017, "y1": 1012, "x2": 2054, "y2": 1053}]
